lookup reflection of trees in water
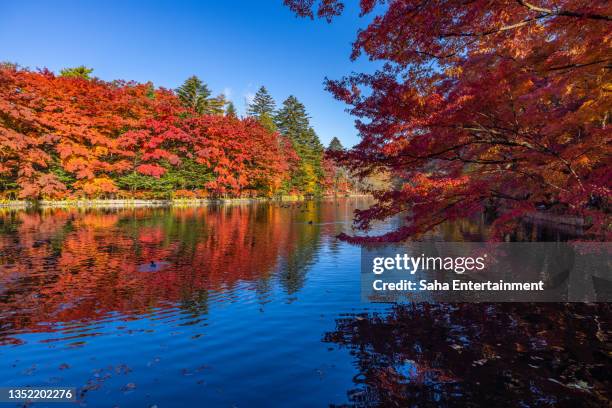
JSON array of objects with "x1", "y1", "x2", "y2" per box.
[
  {"x1": 335, "y1": 210, "x2": 607, "y2": 406},
  {"x1": 179, "y1": 289, "x2": 209, "y2": 319},
  {"x1": 321, "y1": 198, "x2": 364, "y2": 256},
  {"x1": 277, "y1": 201, "x2": 322, "y2": 295},
  {"x1": 434, "y1": 215, "x2": 582, "y2": 243},
  {"x1": 0, "y1": 202, "x2": 348, "y2": 337},
  {"x1": 274, "y1": 198, "x2": 369, "y2": 295},
  {"x1": 325, "y1": 303, "x2": 611, "y2": 408},
  {"x1": 436, "y1": 217, "x2": 490, "y2": 242}
]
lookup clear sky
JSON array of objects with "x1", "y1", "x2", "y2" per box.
[{"x1": 0, "y1": 0, "x2": 377, "y2": 148}]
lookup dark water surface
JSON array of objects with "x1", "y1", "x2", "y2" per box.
[{"x1": 0, "y1": 199, "x2": 609, "y2": 407}]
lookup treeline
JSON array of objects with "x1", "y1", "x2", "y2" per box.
[{"x1": 0, "y1": 64, "x2": 354, "y2": 200}]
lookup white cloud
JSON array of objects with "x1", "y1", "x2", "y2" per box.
[{"x1": 223, "y1": 87, "x2": 232, "y2": 99}]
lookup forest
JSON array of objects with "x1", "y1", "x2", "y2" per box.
[{"x1": 0, "y1": 64, "x2": 354, "y2": 200}]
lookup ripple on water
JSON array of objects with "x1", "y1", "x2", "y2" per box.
[{"x1": 1, "y1": 199, "x2": 606, "y2": 407}]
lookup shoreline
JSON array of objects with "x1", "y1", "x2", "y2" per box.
[
  {"x1": 0, "y1": 198, "x2": 587, "y2": 230},
  {"x1": 0, "y1": 195, "x2": 372, "y2": 209}
]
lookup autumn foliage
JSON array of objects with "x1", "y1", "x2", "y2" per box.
[
  {"x1": 286, "y1": 0, "x2": 611, "y2": 240},
  {"x1": 0, "y1": 66, "x2": 298, "y2": 199}
]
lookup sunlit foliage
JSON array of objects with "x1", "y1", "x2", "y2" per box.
[
  {"x1": 0, "y1": 66, "x2": 304, "y2": 199},
  {"x1": 285, "y1": 0, "x2": 611, "y2": 240}
]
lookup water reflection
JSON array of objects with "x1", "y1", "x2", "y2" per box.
[
  {"x1": 434, "y1": 215, "x2": 584, "y2": 242},
  {"x1": 326, "y1": 216, "x2": 610, "y2": 406},
  {"x1": 0, "y1": 200, "x2": 609, "y2": 407},
  {"x1": 325, "y1": 303, "x2": 611, "y2": 407},
  {"x1": 0, "y1": 200, "x2": 362, "y2": 344}
]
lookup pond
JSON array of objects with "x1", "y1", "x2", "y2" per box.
[{"x1": 0, "y1": 199, "x2": 609, "y2": 407}]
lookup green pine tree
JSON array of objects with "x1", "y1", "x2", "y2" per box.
[
  {"x1": 275, "y1": 96, "x2": 324, "y2": 195},
  {"x1": 59, "y1": 66, "x2": 94, "y2": 79},
  {"x1": 275, "y1": 95, "x2": 310, "y2": 140},
  {"x1": 305, "y1": 127, "x2": 324, "y2": 153},
  {"x1": 176, "y1": 76, "x2": 224, "y2": 115},
  {"x1": 247, "y1": 86, "x2": 276, "y2": 118},
  {"x1": 328, "y1": 137, "x2": 344, "y2": 151},
  {"x1": 226, "y1": 101, "x2": 237, "y2": 117}
]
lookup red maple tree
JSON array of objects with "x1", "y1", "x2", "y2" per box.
[
  {"x1": 0, "y1": 65, "x2": 297, "y2": 199},
  {"x1": 285, "y1": 0, "x2": 611, "y2": 241}
]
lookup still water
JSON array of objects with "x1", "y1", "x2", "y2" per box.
[{"x1": 0, "y1": 199, "x2": 609, "y2": 407}]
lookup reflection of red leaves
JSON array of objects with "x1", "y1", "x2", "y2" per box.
[
  {"x1": 138, "y1": 227, "x2": 164, "y2": 244},
  {"x1": 0, "y1": 204, "x2": 328, "y2": 332}
]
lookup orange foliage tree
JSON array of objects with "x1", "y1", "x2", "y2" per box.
[
  {"x1": 187, "y1": 116, "x2": 295, "y2": 197},
  {"x1": 285, "y1": 0, "x2": 611, "y2": 241},
  {"x1": 0, "y1": 65, "x2": 296, "y2": 199},
  {"x1": 0, "y1": 67, "x2": 156, "y2": 197}
]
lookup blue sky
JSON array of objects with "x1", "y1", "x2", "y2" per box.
[{"x1": 0, "y1": 0, "x2": 377, "y2": 147}]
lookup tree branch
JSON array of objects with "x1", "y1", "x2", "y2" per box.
[{"x1": 517, "y1": 0, "x2": 611, "y2": 21}]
